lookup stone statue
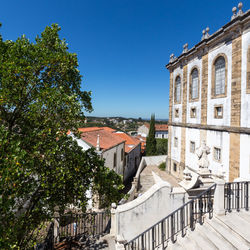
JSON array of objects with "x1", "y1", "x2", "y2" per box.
[{"x1": 196, "y1": 140, "x2": 210, "y2": 170}]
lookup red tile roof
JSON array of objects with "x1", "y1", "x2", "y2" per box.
[
  {"x1": 114, "y1": 132, "x2": 141, "y2": 153},
  {"x1": 80, "y1": 129, "x2": 125, "y2": 151},
  {"x1": 78, "y1": 127, "x2": 102, "y2": 133},
  {"x1": 144, "y1": 123, "x2": 168, "y2": 131}
]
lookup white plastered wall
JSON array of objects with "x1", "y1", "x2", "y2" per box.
[
  {"x1": 241, "y1": 27, "x2": 250, "y2": 128},
  {"x1": 186, "y1": 57, "x2": 202, "y2": 124},
  {"x1": 185, "y1": 127, "x2": 200, "y2": 171},
  {"x1": 207, "y1": 42, "x2": 232, "y2": 126},
  {"x1": 206, "y1": 130, "x2": 230, "y2": 181},
  {"x1": 102, "y1": 143, "x2": 124, "y2": 176},
  {"x1": 171, "y1": 126, "x2": 181, "y2": 163}
]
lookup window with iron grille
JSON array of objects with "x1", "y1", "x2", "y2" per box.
[
  {"x1": 175, "y1": 76, "x2": 181, "y2": 103},
  {"x1": 214, "y1": 147, "x2": 221, "y2": 162},
  {"x1": 191, "y1": 68, "x2": 198, "y2": 99},
  {"x1": 214, "y1": 57, "x2": 225, "y2": 96}
]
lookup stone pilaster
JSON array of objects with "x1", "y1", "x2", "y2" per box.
[
  {"x1": 231, "y1": 35, "x2": 242, "y2": 127},
  {"x1": 201, "y1": 54, "x2": 208, "y2": 125},
  {"x1": 247, "y1": 46, "x2": 250, "y2": 93},
  {"x1": 180, "y1": 65, "x2": 187, "y2": 178},
  {"x1": 169, "y1": 71, "x2": 173, "y2": 123},
  {"x1": 229, "y1": 35, "x2": 242, "y2": 181},
  {"x1": 182, "y1": 65, "x2": 187, "y2": 123},
  {"x1": 229, "y1": 132, "x2": 240, "y2": 181},
  {"x1": 168, "y1": 71, "x2": 173, "y2": 173}
]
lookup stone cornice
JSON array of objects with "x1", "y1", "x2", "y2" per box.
[
  {"x1": 166, "y1": 10, "x2": 250, "y2": 71},
  {"x1": 169, "y1": 122, "x2": 250, "y2": 135}
]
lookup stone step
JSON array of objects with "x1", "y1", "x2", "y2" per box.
[
  {"x1": 237, "y1": 210, "x2": 250, "y2": 223},
  {"x1": 196, "y1": 221, "x2": 236, "y2": 250},
  {"x1": 216, "y1": 213, "x2": 250, "y2": 246},
  {"x1": 177, "y1": 229, "x2": 202, "y2": 250},
  {"x1": 187, "y1": 227, "x2": 218, "y2": 250},
  {"x1": 206, "y1": 216, "x2": 250, "y2": 250}
]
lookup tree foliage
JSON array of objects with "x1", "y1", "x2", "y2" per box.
[
  {"x1": 156, "y1": 138, "x2": 168, "y2": 155},
  {"x1": 0, "y1": 24, "x2": 124, "y2": 249},
  {"x1": 146, "y1": 114, "x2": 157, "y2": 156}
]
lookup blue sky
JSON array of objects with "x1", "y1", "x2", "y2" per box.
[{"x1": 1, "y1": 1, "x2": 249, "y2": 119}]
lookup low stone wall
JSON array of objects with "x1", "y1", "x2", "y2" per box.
[
  {"x1": 120, "y1": 155, "x2": 168, "y2": 204},
  {"x1": 112, "y1": 175, "x2": 186, "y2": 243}
]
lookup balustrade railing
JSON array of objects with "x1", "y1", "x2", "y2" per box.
[
  {"x1": 124, "y1": 184, "x2": 216, "y2": 250},
  {"x1": 224, "y1": 181, "x2": 250, "y2": 212}
]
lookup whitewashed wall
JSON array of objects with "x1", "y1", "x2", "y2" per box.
[
  {"x1": 240, "y1": 134, "x2": 250, "y2": 179},
  {"x1": 171, "y1": 126, "x2": 181, "y2": 163},
  {"x1": 186, "y1": 57, "x2": 202, "y2": 124},
  {"x1": 241, "y1": 27, "x2": 250, "y2": 128},
  {"x1": 103, "y1": 143, "x2": 125, "y2": 176},
  {"x1": 206, "y1": 130, "x2": 230, "y2": 181},
  {"x1": 124, "y1": 144, "x2": 141, "y2": 182},
  {"x1": 137, "y1": 125, "x2": 149, "y2": 137},
  {"x1": 114, "y1": 181, "x2": 186, "y2": 242},
  {"x1": 207, "y1": 42, "x2": 232, "y2": 127},
  {"x1": 185, "y1": 128, "x2": 200, "y2": 171}
]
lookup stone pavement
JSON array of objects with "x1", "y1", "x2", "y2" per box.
[{"x1": 138, "y1": 164, "x2": 180, "y2": 194}]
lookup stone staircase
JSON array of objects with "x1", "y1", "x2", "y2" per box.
[{"x1": 168, "y1": 211, "x2": 250, "y2": 250}]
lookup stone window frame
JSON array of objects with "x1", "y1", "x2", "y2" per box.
[
  {"x1": 189, "y1": 66, "x2": 200, "y2": 102},
  {"x1": 211, "y1": 53, "x2": 228, "y2": 99},
  {"x1": 172, "y1": 161, "x2": 178, "y2": 172},
  {"x1": 174, "y1": 108, "x2": 179, "y2": 118},
  {"x1": 214, "y1": 104, "x2": 223, "y2": 119},
  {"x1": 121, "y1": 148, "x2": 124, "y2": 161},
  {"x1": 174, "y1": 75, "x2": 182, "y2": 104},
  {"x1": 113, "y1": 152, "x2": 117, "y2": 168},
  {"x1": 247, "y1": 45, "x2": 250, "y2": 94},
  {"x1": 190, "y1": 141, "x2": 195, "y2": 153},
  {"x1": 190, "y1": 106, "x2": 197, "y2": 118},
  {"x1": 213, "y1": 147, "x2": 222, "y2": 163},
  {"x1": 174, "y1": 137, "x2": 178, "y2": 148}
]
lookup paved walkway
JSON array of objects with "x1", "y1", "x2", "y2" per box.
[{"x1": 138, "y1": 165, "x2": 180, "y2": 194}]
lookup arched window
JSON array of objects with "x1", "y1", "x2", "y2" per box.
[
  {"x1": 214, "y1": 56, "x2": 225, "y2": 96},
  {"x1": 175, "y1": 76, "x2": 181, "y2": 103},
  {"x1": 191, "y1": 68, "x2": 199, "y2": 99}
]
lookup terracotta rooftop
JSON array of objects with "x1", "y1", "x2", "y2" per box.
[
  {"x1": 114, "y1": 132, "x2": 141, "y2": 153},
  {"x1": 144, "y1": 123, "x2": 168, "y2": 131},
  {"x1": 80, "y1": 129, "x2": 125, "y2": 151}
]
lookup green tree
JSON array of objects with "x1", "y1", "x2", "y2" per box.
[
  {"x1": 146, "y1": 114, "x2": 157, "y2": 155},
  {"x1": 156, "y1": 138, "x2": 168, "y2": 155},
  {"x1": 0, "y1": 24, "x2": 124, "y2": 249}
]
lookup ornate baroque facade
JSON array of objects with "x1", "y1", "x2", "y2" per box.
[{"x1": 166, "y1": 4, "x2": 250, "y2": 181}]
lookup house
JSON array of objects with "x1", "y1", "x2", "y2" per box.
[
  {"x1": 113, "y1": 132, "x2": 141, "y2": 182},
  {"x1": 78, "y1": 127, "x2": 125, "y2": 176},
  {"x1": 137, "y1": 123, "x2": 168, "y2": 139},
  {"x1": 166, "y1": 4, "x2": 250, "y2": 181},
  {"x1": 70, "y1": 127, "x2": 141, "y2": 182}
]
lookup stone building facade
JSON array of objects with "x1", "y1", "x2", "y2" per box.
[{"x1": 166, "y1": 4, "x2": 250, "y2": 181}]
